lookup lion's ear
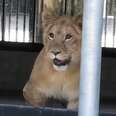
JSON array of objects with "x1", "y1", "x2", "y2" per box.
[
  {"x1": 41, "y1": 3, "x2": 59, "y2": 29},
  {"x1": 72, "y1": 15, "x2": 82, "y2": 30},
  {"x1": 42, "y1": 11, "x2": 58, "y2": 28}
]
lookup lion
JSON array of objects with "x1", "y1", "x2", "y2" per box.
[{"x1": 23, "y1": 15, "x2": 82, "y2": 111}]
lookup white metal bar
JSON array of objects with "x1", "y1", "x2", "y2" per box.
[{"x1": 78, "y1": 0, "x2": 104, "y2": 116}]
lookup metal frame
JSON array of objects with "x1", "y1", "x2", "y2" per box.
[{"x1": 78, "y1": 0, "x2": 104, "y2": 116}]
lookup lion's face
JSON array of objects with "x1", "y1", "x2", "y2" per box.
[{"x1": 43, "y1": 16, "x2": 82, "y2": 71}]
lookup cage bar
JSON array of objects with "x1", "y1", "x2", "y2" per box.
[
  {"x1": 65, "y1": 0, "x2": 71, "y2": 15},
  {"x1": 102, "y1": 0, "x2": 116, "y2": 48},
  {"x1": 16, "y1": 0, "x2": 19, "y2": 42},
  {"x1": 1, "y1": 0, "x2": 5, "y2": 41},
  {"x1": 60, "y1": 0, "x2": 67, "y2": 15},
  {"x1": 23, "y1": 0, "x2": 30, "y2": 43},
  {"x1": 29, "y1": 0, "x2": 35, "y2": 43},
  {"x1": 78, "y1": 0, "x2": 104, "y2": 116},
  {"x1": 8, "y1": 0, "x2": 12, "y2": 41},
  {"x1": 35, "y1": 0, "x2": 43, "y2": 43},
  {"x1": 23, "y1": 0, "x2": 27, "y2": 42},
  {"x1": 104, "y1": 0, "x2": 108, "y2": 47}
]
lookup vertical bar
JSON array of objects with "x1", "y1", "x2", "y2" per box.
[
  {"x1": 114, "y1": 16, "x2": 116, "y2": 47},
  {"x1": 24, "y1": 0, "x2": 30, "y2": 43},
  {"x1": 23, "y1": 0, "x2": 26, "y2": 42},
  {"x1": 73, "y1": 0, "x2": 83, "y2": 16},
  {"x1": 114, "y1": 0, "x2": 116, "y2": 48},
  {"x1": 104, "y1": 0, "x2": 114, "y2": 48},
  {"x1": 65, "y1": 0, "x2": 71, "y2": 16},
  {"x1": 78, "y1": 0, "x2": 104, "y2": 116},
  {"x1": 73, "y1": 0, "x2": 79, "y2": 16},
  {"x1": 35, "y1": 0, "x2": 43, "y2": 43},
  {"x1": 0, "y1": 0, "x2": 3, "y2": 41},
  {"x1": 61, "y1": 0, "x2": 67, "y2": 15},
  {"x1": 16, "y1": 0, "x2": 19, "y2": 42},
  {"x1": 113, "y1": 16, "x2": 115, "y2": 47},
  {"x1": 71, "y1": 0, "x2": 74, "y2": 16},
  {"x1": 59, "y1": 0, "x2": 63, "y2": 15},
  {"x1": 1, "y1": 0, "x2": 5, "y2": 41},
  {"x1": 8, "y1": 0, "x2": 12, "y2": 41},
  {"x1": 109, "y1": 0, "x2": 112, "y2": 15},
  {"x1": 16, "y1": 0, "x2": 23, "y2": 42},
  {"x1": 104, "y1": 0, "x2": 108, "y2": 47},
  {"x1": 32, "y1": 0, "x2": 36, "y2": 43},
  {"x1": 64, "y1": 0, "x2": 67, "y2": 15},
  {"x1": 10, "y1": 0, "x2": 17, "y2": 42},
  {"x1": 112, "y1": 0, "x2": 116, "y2": 48},
  {"x1": 29, "y1": 0, "x2": 35, "y2": 43}
]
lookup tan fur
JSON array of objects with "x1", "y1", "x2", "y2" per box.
[{"x1": 23, "y1": 15, "x2": 82, "y2": 111}]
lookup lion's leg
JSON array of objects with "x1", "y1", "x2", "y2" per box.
[
  {"x1": 23, "y1": 81, "x2": 47, "y2": 107},
  {"x1": 67, "y1": 99, "x2": 78, "y2": 111}
]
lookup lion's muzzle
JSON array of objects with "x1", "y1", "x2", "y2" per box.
[{"x1": 53, "y1": 58, "x2": 70, "y2": 66}]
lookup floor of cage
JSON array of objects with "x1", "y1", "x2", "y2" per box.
[
  {"x1": 0, "y1": 90, "x2": 115, "y2": 115},
  {"x1": 0, "y1": 96, "x2": 115, "y2": 115},
  {"x1": 0, "y1": 104, "x2": 115, "y2": 116}
]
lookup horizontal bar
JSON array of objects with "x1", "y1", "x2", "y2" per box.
[{"x1": 0, "y1": 42, "x2": 43, "y2": 52}]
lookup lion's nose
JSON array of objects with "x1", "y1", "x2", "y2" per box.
[{"x1": 52, "y1": 50, "x2": 61, "y2": 56}]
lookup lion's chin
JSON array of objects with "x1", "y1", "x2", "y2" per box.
[{"x1": 53, "y1": 64, "x2": 68, "y2": 71}]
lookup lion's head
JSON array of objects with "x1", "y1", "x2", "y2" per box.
[{"x1": 42, "y1": 16, "x2": 82, "y2": 71}]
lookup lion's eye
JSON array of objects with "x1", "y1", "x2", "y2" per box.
[
  {"x1": 48, "y1": 33, "x2": 54, "y2": 40},
  {"x1": 65, "y1": 34, "x2": 72, "y2": 41}
]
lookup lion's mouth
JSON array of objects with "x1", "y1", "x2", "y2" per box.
[{"x1": 53, "y1": 58, "x2": 70, "y2": 66}]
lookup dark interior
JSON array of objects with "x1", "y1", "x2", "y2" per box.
[
  {"x1": 0, "y1": 0, "x2": 115, "y2": 115},
  {"x1": 0, "y1": 42, "x2": 115, "y2": 114}
]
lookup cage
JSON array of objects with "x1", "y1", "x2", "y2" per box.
[
  {"x1": 0, "y1": 0, "x2": 115, "y2": 116},
  {"x1": 0, "y1": 0, "x2": 115, "y2": 47}
]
